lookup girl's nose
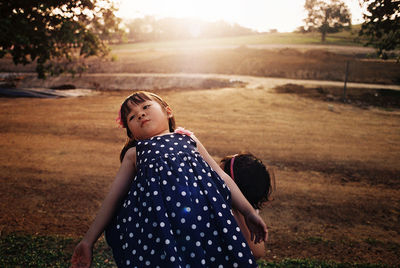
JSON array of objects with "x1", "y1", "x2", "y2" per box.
[{"x1": 138, "y1": 112, "x2": 145, "y2": 120}]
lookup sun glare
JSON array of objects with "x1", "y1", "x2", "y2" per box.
[{"x1": 114, "y1": 0, "x2": 363, "y2": 33}]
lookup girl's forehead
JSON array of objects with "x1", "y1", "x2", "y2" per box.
[
  {"x1": 126, "y1": 98, "x2": 161, "y2": 112},
  {"x1": 127, "y1": 98, "x2": 151, "y2": 107}
]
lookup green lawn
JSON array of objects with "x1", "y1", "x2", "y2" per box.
[
  {"x1": 0, "y1": 233, "x2": 390, "y2": 268},
  {"x1": 110, "y1": 28, "x2": 366, "y2": 52}
]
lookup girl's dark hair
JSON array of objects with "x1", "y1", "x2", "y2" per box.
[
  {"x1": 119, "y1": 91, "x2": 176, "y2": 162},
  {"x1": 221, "y1": 153, "x2": 275, "y2": 209}
]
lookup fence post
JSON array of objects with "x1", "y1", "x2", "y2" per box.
[{"x1": 343, "y1": 60, "x2": 349, "y2": 102}]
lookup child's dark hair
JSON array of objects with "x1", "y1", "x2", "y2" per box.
[
  {"x1": 119, "y1": 91, "x2": 176, "y2": 162},
  {"x1": 221, "y1": 153, "x2": 275, "y2": 209}
]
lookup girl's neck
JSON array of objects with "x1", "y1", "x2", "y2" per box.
[{"x1": 137, "y1": 130, "x2": 172, "y2": 141}]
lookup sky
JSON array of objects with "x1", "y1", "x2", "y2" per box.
[{"x1": 113, "y1": 0, "x2": 365, "y2": 33}]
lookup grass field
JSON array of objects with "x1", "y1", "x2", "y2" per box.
[
  {"x1": 1, "y1": 233, "x2": 393, "y2": 267},
  {"x1": 110, "y1": 28, "x2": 365, "y2": 51}
]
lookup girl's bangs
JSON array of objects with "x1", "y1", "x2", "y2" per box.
[{"x1": 122, "y1": 92, "x2": 152, "y2": 114}]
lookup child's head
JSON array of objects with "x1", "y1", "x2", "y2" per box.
[
  {"x1": 220, "y1": 153, "x2": 275, "y2": 209},
  {"x1": 118, "y1": 91, "x2": 176, "y2": 162},
  {"x1": 118, "y1": 91, "x2": 176, "y2": 139}
]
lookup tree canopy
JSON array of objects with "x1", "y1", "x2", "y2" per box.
[
  {"x1": 359, "y1": 0, "x2": 400, "y2": 59},
  {"x1": 304, "y1": 0, "x2": 352, "y2": 41},
  {"x1": 0, "y1": 0, "x2": 122, "y2": 78}
]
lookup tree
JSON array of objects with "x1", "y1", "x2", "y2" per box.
[
  {"x1": 304, "y1": 0, "x2": 352, "y2": 42},
  {"x1": 359, "y1": 0, "x2": 400, "y2": 59},
  {"x1": 0, "y1": 0, "x2": 122, "y2": 78}
]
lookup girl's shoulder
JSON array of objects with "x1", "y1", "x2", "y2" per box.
[{"x1": 124, "y1": 146, "x2": 137, "y2": 162}]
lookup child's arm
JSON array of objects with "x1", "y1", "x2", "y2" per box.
[
  {"x1": 71, "y1": 147, "x2": 137, "y2": 268},
  {"x1": 192, "y1": 135, "x2": 268, "y2": 244},
  {"x1": 233, "y1": 209, "x2": 266, "y2": 259}
]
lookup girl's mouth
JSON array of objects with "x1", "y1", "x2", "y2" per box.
[{"x1": 141, "y1": 120, "x2": 150, "y2": 127}]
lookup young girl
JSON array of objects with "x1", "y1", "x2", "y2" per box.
[
  {"x1": 71, "y1": 91, "x2": 267, "y2": 267},
  {"x1": 220, "y1": 153, "x2": 275, "y2": 259}
]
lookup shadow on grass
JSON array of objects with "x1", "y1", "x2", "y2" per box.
[
  {"x1": 0, "y1": 233, "x2": 115, "y2": 267},
  {"x1": 274, "y1": 84, "x2": 400, "y2": 110},
  {"x1": 0, "y1": 233, "x2": 391, "y2": 268}
]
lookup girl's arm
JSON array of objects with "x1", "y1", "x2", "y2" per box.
[
  {"x1": 192, "y1": 135, "x2": 268, "y2": 244},
  {"x1": 71, "y1": 147, "x2": 137, "y2": 268}
]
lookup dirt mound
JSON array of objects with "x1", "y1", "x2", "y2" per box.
[{"x1": 13, "y1": 73, "x2": 245, "y2": 91}]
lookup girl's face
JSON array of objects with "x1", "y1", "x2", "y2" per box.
[{"x1": 126, "y1": 99, "x2": 173, "y2": 140}]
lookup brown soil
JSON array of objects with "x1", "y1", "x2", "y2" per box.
[{"x1": 1, "y1": 83, "x2": 399, "y2": 265}]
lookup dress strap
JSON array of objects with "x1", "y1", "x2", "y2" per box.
[{"x1": 174, "y1": 127, "x2": 193, "y2": 136}]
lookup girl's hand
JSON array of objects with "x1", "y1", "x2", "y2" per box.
[
  {"x1": 244, "y1": 211, "x2": 268, "y2": 244},
  {"x1": 70, "y1": 240, "x2": 93, "y2": 268}
]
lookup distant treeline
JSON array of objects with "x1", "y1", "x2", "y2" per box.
[{"x1": 122, "y1": 16, "x2": 260, "y2": 42}]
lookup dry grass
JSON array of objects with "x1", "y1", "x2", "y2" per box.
[{"x1": 1, "y1": 85, "x2": 399, "y2": 265}]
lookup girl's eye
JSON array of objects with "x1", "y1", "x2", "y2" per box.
[
  {"x1": 129, "y1": 115, "x2": 135, "y2": 121},
  {"x1": 143, "y1": 104, "x2": 150, "y2": 109}
]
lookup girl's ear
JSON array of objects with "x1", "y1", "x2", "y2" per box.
[{"x1": 166, "y1": 106, "x2": 173, "y2": 118}]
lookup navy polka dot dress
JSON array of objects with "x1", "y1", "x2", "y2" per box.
[{"x1": 105, "y1": 133, "x2": 257, "y2": 267}]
